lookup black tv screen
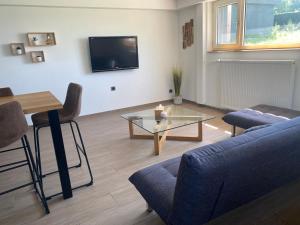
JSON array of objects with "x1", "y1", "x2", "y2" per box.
[{"x1": 89, "y1": 36, "x2": 139, "y2": 72}]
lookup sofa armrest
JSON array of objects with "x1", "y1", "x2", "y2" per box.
[{"x1": 129, "y1": 157, "x2": 181, "y2": 223}]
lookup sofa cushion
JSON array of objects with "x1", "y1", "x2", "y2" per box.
[{"x1": 129, "y1": 157, "x2": 181, "y2": 223}]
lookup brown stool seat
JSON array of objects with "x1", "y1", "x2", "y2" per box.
[
  {"x1": 0, "y1": 87, "x2": 13, "y2": 97},
  {"x1": 0, "y1": 101, "x2": 28, "y2": 148},
  {"x1": 32, "y1": 109, "x2": 75, "y2": 127},
  {"x1": 0, "y1": 101, "x2": 49, "y2": 213},
  {"x1": 31, "y1": 83, "x2": 81, "y2": 127}
]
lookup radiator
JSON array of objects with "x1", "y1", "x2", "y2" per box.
[{"x1": 218, "y1": 59, "x2": 296, "y2": 110}]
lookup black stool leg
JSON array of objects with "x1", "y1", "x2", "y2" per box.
[
  {"x1": 37, "y1": 123, "x2": 83, "y2": 178},
  {"x1": 33, "y1": 126, "x2": 40, "y2": 177},
  {"x1": 69, "y1": 122, "x2": 82, "y2": 168},
  {"x1": 21, "y1": 137, "x2": 37, "y2": 190},
  {"x1": 23, "y1": 135, "x2": 50, "y2": 214},
  {"x1": 71, "y1": 120, "x2": 93, "y2": 186},
  {"x1": 47, "y1": 121, "x2": 93, "y2": 199},
  {"x1": 34, "y1": 126, "x2": 43, "y2": 183},
  {"x1": 33, "y1": 120, "x2": 93, "y2": 201}
]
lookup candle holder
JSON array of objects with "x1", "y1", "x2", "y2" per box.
[
  {"x1": 30, "y1": 51, "x2": 45, "y2": 63},
  {"x1": 155, "y1": 104, "x2": 165, "y2": 121}
]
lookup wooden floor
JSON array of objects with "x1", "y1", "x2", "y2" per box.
[{"x1": 1, "y1": 102, "x2": 300, "y2": 225}]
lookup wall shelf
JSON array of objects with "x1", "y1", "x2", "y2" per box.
[
  {"x1": 30, "y1": 51, "x2": 45, "y2": 63},
  {"x1": 10, "y1": 43, "x2": 26, "y2": 56},
  {"x1": 27, "y1": 32, "x2": 56, "y2": 46}
]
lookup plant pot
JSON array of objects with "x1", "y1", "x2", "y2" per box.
[
  {"x1": 16, "y1": 48, "x2": 23, "y2": 55},
  {"x1": 173, "y1": 95, "x2": 182, "y2": 105},
  {"x1": 36, "y1": 56, "x2": 43, "y2": 62},
  {"x1": 32, "y1": 40, "x2": 38, "y2": 46}
]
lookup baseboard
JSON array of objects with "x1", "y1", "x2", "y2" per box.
[
  {"x1": 78, "y1": 99, "x2": 174, "y2": 120},
  {"x1": 29, "y1": 98, "x2": 233, "y2": 127},
  {"x1": 84, "y1": 98, "x2": 232, "y2": 119},
  {"x1": 182, "y1": 99, "x2": 233, "y2": 113}
]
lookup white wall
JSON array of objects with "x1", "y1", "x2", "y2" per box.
[
  {"x1": 203, "y1": 0, "x2": 300, "y2": 110},
  {"x1": 178, "y1": 2, "x2": 300, "y2": 111},
  {"x1": 205, "y1": 50, "x2": 300, "y2": 110},
  {"x1": 0, "y1": 0, "x2": 177, "y2": 10},
  {"x1": 178, "y1": 6, "x2": 197, "y2": 101},
  {"x1": 178, "y1": 4, "x2": 206, "y2": 103},
  {"x1": 0, "y1": 0, "x2": 210, "y2": 10},
  {"x1": 0, "y1": 6, "x2": 179, "y2": 118},
  {"x1": 177, "y1": 0, "x2": 204, "y2": 9}
]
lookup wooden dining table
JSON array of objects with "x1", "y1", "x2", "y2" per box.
[{"x1": 0, "y1": 91, "x2": 73, "y2": 199}]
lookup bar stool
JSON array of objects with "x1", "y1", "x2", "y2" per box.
[
  {"x1": 0, "y1": 87, "x2": 13, "y2": 97},
  {"x1": 0, "y1": 101, "x2": 49, "y2": 213},
  {"x1": 32, "y1": 83, "x2": 93, "y2": 200}
]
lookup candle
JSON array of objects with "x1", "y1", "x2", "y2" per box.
[{"x1": 160, "y1": 111, "x2": 168, "y2": 118}]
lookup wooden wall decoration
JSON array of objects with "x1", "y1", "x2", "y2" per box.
[{"x1": 182, "y1": 19, "x2": 194, "y2": 49}]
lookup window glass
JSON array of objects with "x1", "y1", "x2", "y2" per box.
[
  {"x1": 244, "y1": 0, "x2": 300, "y2": 46},
  {"x1": 217, "y1": 3, "x2": 239, "y2": 45}
]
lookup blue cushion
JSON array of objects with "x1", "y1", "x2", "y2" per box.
[
  {"x1": 223, "y1": 108, "x2": 289, "y2": 129},
  {"x1": 129, "y1": 157, "x2": 181, "y2": 223}
]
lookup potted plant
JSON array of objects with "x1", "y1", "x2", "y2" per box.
[
  {"x1": 172, "y1": 67, "x2": 183, "y2": 105},
  {"x1": 32, "y1": 36, "x2": 38, "y2": 45}
]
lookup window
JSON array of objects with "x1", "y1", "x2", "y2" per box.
[
  {"x1": 217, "y1": 3, "x2": 239, "y2": 45},
  {"x1": 213, "y1": 0, "x2": 300, "y2": 50}
]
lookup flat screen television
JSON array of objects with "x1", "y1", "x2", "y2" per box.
[{"x1": 89, "y1": 36, "x2": 139, "y2": 72}]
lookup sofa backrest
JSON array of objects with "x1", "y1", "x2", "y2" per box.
[{"x1": 169, "y1": 117, "x2": 300, "y2": 225}]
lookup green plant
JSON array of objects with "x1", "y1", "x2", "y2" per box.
[
  {"x1": 271, "y1": 24, "x2": 281, "y2": 39},
  {"x1": 286, "y1": 19, "x2": 296, "y2": 31},
  {"x1": 172, "y1": 67, "x2": 182, "y2": 97}
]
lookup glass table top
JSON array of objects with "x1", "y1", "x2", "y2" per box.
[{"x1": 121, "y1": 105, "x2": 216, "y2": 134}]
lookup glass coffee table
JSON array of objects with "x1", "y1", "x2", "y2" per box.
[{"x1": 121, "y1": 105, "x2": 215, "y2": 155}]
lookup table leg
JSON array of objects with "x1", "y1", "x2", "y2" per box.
[
  {"x1": 128, "y1": 121, "x2": 134, "y2": 139},
  {"x1": 128, "y1": 121, "x2": 202, "y2": 155},
  {"x1": 154, "y1": 133, "x2": 160, "y2": 155},
  {"x1": 154, "y1": 131, "x2": 168, "y2": 155},
  {"x1": 198, "y1": 121, "x2": 203, "y2": 141},
  {"x1": 48, "y1": 110, "x2": 72, "y2": 199}
]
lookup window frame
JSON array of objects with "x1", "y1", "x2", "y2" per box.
[
  {"x1": 212, "y1": 0, "x2": 300, "y2": 51},
  {"x1": 212, "y1": 0, "x2": 244, "y2": 51}
]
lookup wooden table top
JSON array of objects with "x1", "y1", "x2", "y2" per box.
[{"x1": 0, "y1": 91, "x2": 63, "y2": 114}]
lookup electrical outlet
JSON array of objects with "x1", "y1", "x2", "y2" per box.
[
  {"x1": 111, "y1": 86, "x2": 116, "y2": 91},
  {"x1": 169, "y1": 89, "x2": 173, "y2": 94}
]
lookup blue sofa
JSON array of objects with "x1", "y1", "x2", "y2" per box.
[{"x1": 129, "y1": 117, "x2": 300, "y2": 225}]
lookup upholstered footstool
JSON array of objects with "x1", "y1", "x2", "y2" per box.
[{"x1": 223, "y1": 104, "x2": 300, "y2": 136}]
